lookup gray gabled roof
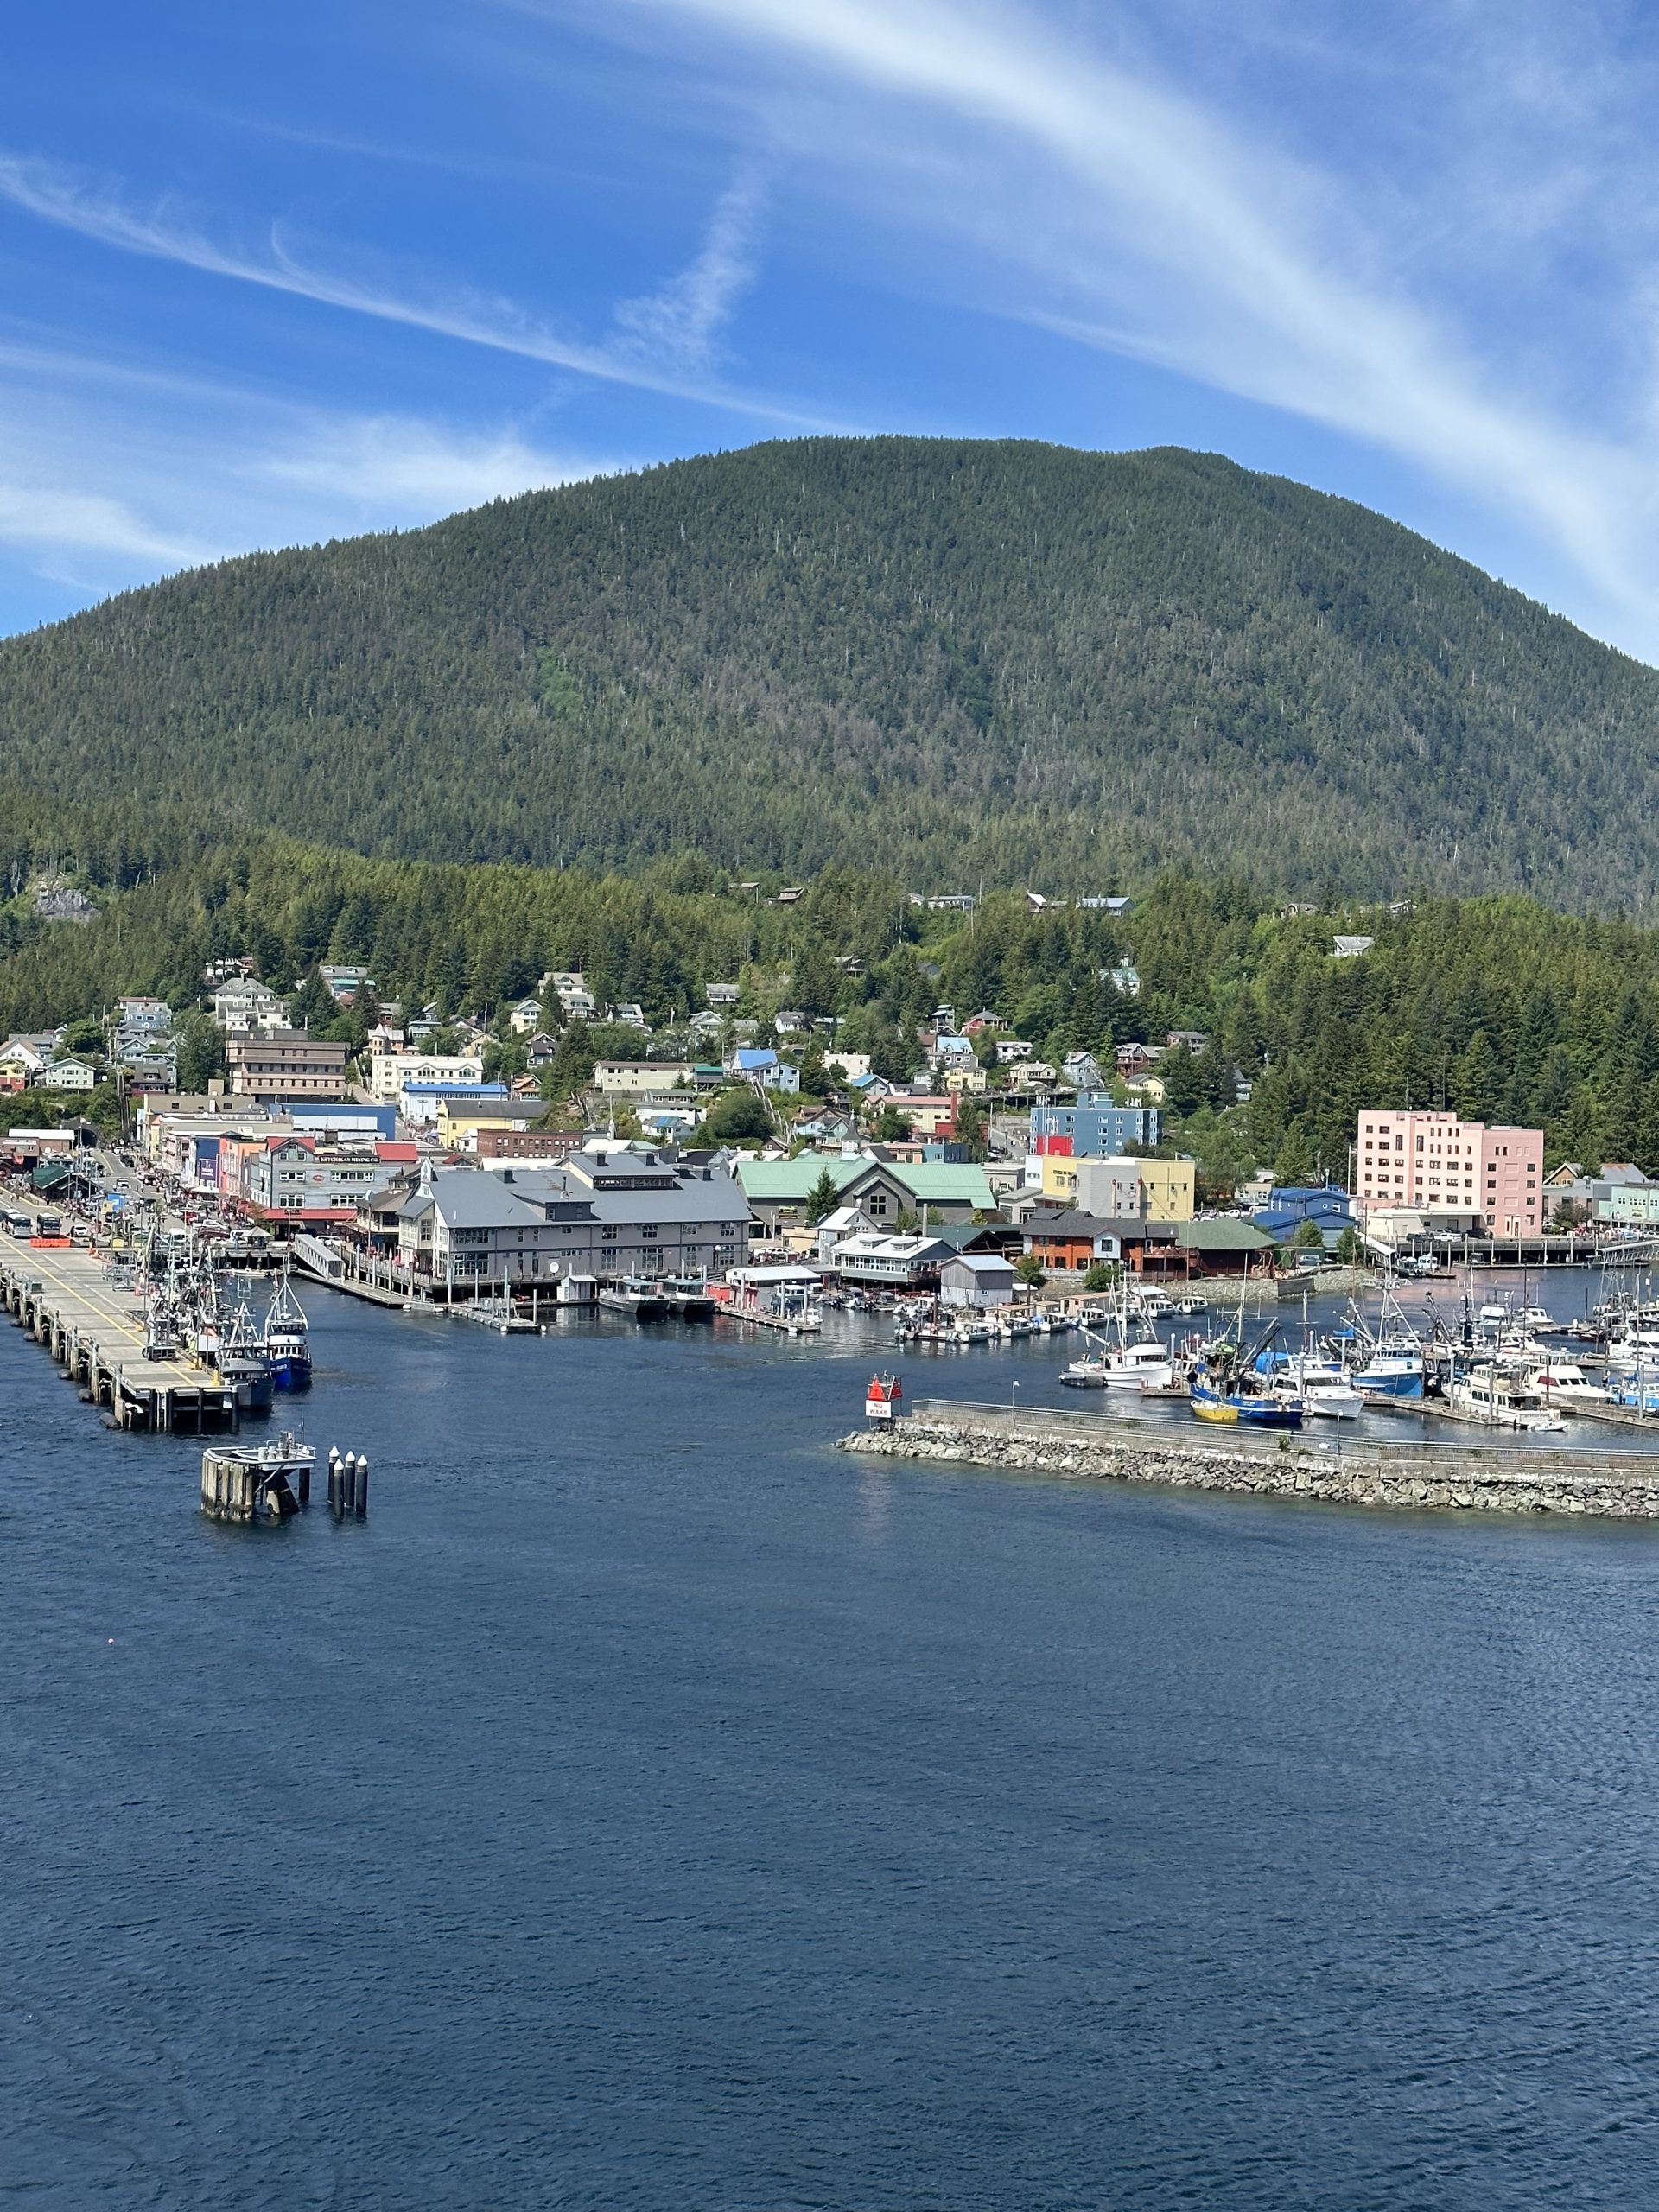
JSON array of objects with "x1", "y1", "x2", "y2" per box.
[
  {"x1": 429, "y1": 1173, "x2": 550, "y2": 1230},
  {"x1": 1029, "y1": 1210, "x2": 1175, "y2": 1242}
]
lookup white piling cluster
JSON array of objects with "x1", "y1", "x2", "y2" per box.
[{"x1": 327, "y1": 1446, "x2": 370, "y2": 1517}]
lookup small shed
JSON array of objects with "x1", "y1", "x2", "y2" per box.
[{"x1": 939, "y1": 1253, "x2": 1016, "y2": 1308}]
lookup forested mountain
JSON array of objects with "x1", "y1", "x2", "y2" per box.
[{"x1": 0, "y1": 439, "x2": 1656, "y2": 906}]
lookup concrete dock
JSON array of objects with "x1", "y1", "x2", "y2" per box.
[{"x1": 0, "y1": 1224, "x2": 236, "y2": 1433}]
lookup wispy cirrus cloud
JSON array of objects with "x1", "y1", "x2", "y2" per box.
[
  {"x1": 613, "y1": 163, "x2": 766, "y2": 370},
  {"x1": 0, "y1": 480, "x2": 206, "y2": 569},
  {"x1": 257, "y1": 413, "x2": 617, "y2": 512},
  {"x1": 587, "y1": 0, "x2": 1659, "y2": 643},
  {"x1": 0, "y1": 151, "x2": 830, "y2": 432},
  {"x1": 0, "y1": 328, "x2": 626, "y2": 604}
]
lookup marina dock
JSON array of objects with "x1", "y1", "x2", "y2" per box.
[{"x1": 0, "y1": 1229, "x2": 236, "y2": 1433}]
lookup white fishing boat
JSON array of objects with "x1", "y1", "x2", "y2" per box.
[
  {"x1": 1605, "y1": 1328, "x2": 1659, "y2": 1373},
  {"x1": 1060, "y1": 1338, "x2": 1176, "y2": 1390},
  {"x1": 1059, "y1": 1288, "x2": 1176, "y2": 1391},
  {"x1": 1445, "y1": 1363, "x2": 1566, "y2": 1431},
  {"x1": 1281, "y1": 1359, "x2": 1363, "y2": 1419},
  {"x1": 1523, "y1": 1359, "x2": 1607, "y2": 1408}
]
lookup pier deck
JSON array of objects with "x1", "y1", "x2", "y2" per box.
[{"x1": 0, "y1": 1221, "x2": 235, "y2": 1432}]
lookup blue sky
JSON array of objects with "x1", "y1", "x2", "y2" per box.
[{"x1": 5, "y1": 0, "x2": 1659, "y2": 657}]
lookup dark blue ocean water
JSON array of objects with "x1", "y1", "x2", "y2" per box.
[{"x1": 8, "y1": 1292, "x2": 1659, "y2": 2209}]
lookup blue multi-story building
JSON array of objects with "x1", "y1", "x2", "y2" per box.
[{"x1": 1029, "y1": 1093, "x2": 1161, "y2": 1159}]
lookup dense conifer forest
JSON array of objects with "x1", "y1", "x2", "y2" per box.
[{"x1": 1, "y1": 438, "x2": 1656, "y2": 906}]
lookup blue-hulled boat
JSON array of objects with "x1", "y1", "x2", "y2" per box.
[
  {"x1": 264, "y1": 1271, "x2": 312, "y2": 1391},
  {"x1": 1189, "y1": 1384, "x2": 1304, "y2": 1429}
]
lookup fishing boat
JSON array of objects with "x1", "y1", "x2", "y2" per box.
[
  {"x1": 658, "y1": 1274, "x2": 717, "y2": 1320},
  {"x1": 1189, "y1": 1384, "x2": 1303, "y2": 1428},
  {"x1": 264, "y1": 1270, "x2": 312, "y2": 1390},
  {"x1": 1268, "y1": 1358, "x2": 1363, "y2": 1419},
  {"x1": 1444, "y1": 1363, "x2": 1566, "y2": 1432},
  {"x1": 216, "y1": 1299, "x2": 275, "y2": 1414},
  {"x1": 1604, "y1": 1327, "x2": 1659, "y2": 1374},
  {"x1": 1351, "y1": 1345, "x2": 1426, "y2": 1402},
  {"x1": 1058, "y1": 1294, "x2": 1174, "y2": 1390},
  {"x1": 1346, "y1": 1286, "x2": 1427, "y2": 1401},
  {"x1": 1060, "y1": 1338, "x2": 1177, "y2": 1389},
  {"x1": 1523, "y1": 1358, "x2": 1607, "y2": 1408},
  {"x1": 1268, "y1": 1296, "x2": 1363, "y2": 1419}
]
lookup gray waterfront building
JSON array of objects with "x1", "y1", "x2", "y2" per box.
[{"x1": 361, "y1": 1144, "x2": 753, "y2": 1287}]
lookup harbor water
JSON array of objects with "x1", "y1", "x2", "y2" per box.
[{"x1": 8, "y1": 1283, "x2": 1659, "y2": 2207}]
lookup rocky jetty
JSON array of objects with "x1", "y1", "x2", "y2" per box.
[{"x1": 841, "y1": 1414, "x2": 1659, "y2": 1521}]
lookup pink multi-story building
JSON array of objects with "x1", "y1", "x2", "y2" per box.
[{"x1": 1355, "y1": 1109, "x2": 1543, "y2": 1233}]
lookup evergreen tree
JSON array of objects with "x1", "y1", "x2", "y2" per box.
[
  {"x1": 1452, "y1": 1028, "x2": 1503, "y2": 1123},
  {"x1": 804, "y1": 1167, "x2": 841, "y2": 1225},
  {"x1": 290, "y1": 968, "x2": 332, "y2": 1032}
]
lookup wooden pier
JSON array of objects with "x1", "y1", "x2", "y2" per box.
[{"x1": 0, "y1": 1225, "x2": 236, "y2": 1433}]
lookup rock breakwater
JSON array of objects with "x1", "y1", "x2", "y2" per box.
[{"x1": 841, "y1": 1415, "x2": 1659, "y2": 1521}]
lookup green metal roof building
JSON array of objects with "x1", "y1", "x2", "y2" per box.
[{"x1": 738, "y1": 1154, "x2": 995, "y2": 1228}]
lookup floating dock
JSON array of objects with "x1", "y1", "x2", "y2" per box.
[{"x1": 0, "y1": 1229, "x2": 236, "y2": 1433}]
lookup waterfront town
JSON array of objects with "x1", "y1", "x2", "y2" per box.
[{"x1": 4, "y1": 946, "x2": 1656, "y2": 1319}]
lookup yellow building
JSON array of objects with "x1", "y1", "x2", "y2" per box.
[
  {"x1": 1058, "y1": 1153, "x2": 1198, "y2": 1222},
  {"x1": 435, "y1": 1099, "x2": 543, "y2": 1150},
  {"x1": 1039, "y1": 1154, "x2": 1082, "y2": 1202},
  {"x1": 1124, "y1": 1075, "x2": 1166, "y2": 1105},
  {"x1": 1139, "y1": 1156, "x2": 1196, "y2": 1223}
]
